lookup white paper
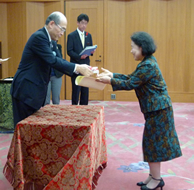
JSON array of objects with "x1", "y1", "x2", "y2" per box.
[
  {"x1": 0, "y1": 57, "x2": 10, "y2": 62},
  {"x1": 3, "y1": 78, "x2": 13, "y2": 81},
  {"x1": 90, "y1": 66, "x2": 99, "y2": 75}
]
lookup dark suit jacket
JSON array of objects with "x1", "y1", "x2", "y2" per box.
[
  {"x1": 53, "y1": 43, "x2": 64, "y2": 78},
  {"x1": 67, "y1": 30, "x2": 93, "y2": 65},
  {"x1": 11, "y1": 27, "x2": 75, "y2": 110}
]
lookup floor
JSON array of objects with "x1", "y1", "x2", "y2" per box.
[{"x1": 0, "y1": 100, "x2": 194, "y2": 190}]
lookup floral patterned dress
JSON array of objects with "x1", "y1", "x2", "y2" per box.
[{"x1": 111, "y1": 55, "x2": 182, "y2": 162}]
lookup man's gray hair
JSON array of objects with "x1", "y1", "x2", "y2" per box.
[{"x1": 45, "y1": 12, "x2": 62, "y2": 25}]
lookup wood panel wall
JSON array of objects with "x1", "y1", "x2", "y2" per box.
[
  {"x1": 103, "y1": 0, "x2": 194, "y2": 102},
  {"x1": 0, "y1": 0, "x2": 66, "y2": 99},
  {"x1": 0, "y1": 0, "x2": 193, "y2": 102},
  {"x1": 0, "y1": 3, "x2": 8, "y2": 77}
]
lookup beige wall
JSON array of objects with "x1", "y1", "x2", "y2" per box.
[
  {"x1": 103, "y1": 0, "x2": 194, "y2": 102},
  {"x1": 0, "y1": 0, "x2": 66, "y2": 99},
  {"x1": 0, "y1": 0, "x2": 193, "y2": 102},
  {"x1": 0, "y1": 3, "x2": 8, "y2": 77}
]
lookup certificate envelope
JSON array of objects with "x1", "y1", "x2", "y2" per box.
[{"x1": 75, "y1": 76, "x2": 106, "y2": 90}]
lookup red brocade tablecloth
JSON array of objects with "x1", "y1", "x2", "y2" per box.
[{"x1": 3, "y1": 105, "x2": 107, "y2": 190}]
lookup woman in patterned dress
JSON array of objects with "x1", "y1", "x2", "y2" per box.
[{"x1": 97, "y1": 31, "x2": 182, "y2": 190}]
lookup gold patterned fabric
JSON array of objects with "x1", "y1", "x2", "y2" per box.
[
  {"x1": 0, "y1": 80, "x2": 14, "y2": 132},
  {"x1": 3, "y1": 105, "x2": 107, "y2": 190}
]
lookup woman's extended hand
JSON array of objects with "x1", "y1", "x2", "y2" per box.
[
  {"x1": 98, "y1": 68, "x2": 113, "y2": 78},
  {"x1": 96, "y1": 76, "x2": 111, "y2": 84}
]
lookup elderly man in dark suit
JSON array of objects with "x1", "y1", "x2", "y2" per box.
[
  {"x1": 67, "y1": 14, "x2": 94, "y2": 105},
  {"x1": 11, "y1": 11, "x2": 93, "y2": 127}
]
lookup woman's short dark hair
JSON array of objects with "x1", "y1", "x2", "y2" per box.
[
  {"x1": 131, "y1": 31, "x2": 157, "y2": 56},
  {"x1": 77, "y1": 14, "x2": 89, "y2": 22}
]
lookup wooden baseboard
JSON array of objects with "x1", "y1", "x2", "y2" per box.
[
  {"x1": 168, "y1": 92, "x2": 194, "y2": 103},
  {"x1": 103, "y1": 90, "x2": 194, "y2": 103}
]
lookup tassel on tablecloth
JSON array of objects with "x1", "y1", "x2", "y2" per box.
[
  {"x1": 3, "y1": 162, "x2": 14, "y2": 185},
  {"x1": 92, "y1": 162, "x2": 107, "y2": 189}
]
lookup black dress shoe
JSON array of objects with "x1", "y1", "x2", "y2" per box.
[
  {"x1": 137, "y1": 174, "x2": 152, "y2": 186},
  {"x1": 137, "y1": 182, "x2": 146, "y2": 186},
  {"x1": 140, "y1": 177, "x2": 165, "y2": 190}
]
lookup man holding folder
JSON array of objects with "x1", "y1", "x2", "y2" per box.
[{"x1": 67, "y1": 13, "x2": 95, "y2": 105}]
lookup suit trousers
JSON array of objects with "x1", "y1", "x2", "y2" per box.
[
  {"x1": 71, "y1": 74, "x2": 89, "y2": 105},
  {"x1": 12, "y1": 97, "x2": 37, "y2": 128},
  {"x1": 44, "y1": 76, "x2": 62, "y2": 105}
]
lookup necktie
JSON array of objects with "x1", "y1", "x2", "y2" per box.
[{"x1": 81, "y1": 33, "x2": 85, "y2": 48}]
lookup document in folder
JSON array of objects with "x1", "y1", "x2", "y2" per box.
[
  {"x1": 75, "y1": 76, "x2": 106, "y2": 90},
  {"x1": 79, "y1": 45, "x2": 97, "y2": 56}
]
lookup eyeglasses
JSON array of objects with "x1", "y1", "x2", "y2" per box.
[{"x1": 55, "y1": 22, "x2": 66, "y2": 32}]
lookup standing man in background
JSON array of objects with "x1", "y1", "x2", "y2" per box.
[
  {"x1": 11, "y1": 11, "x2": 93, "y2": 127},
  {"x1": 44, "y1": 41, "x2": 63, "y2": 105},
  {"x1": 67, "y1": 13, "x2": 94, "y2": 105}
]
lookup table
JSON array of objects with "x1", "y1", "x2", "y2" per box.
[
  {"x1": 3, "y1": 105, "x2": 107, "y2": 190},
  {"x1": 0, "y1": 79, "x2": 14, "y2": 132}
]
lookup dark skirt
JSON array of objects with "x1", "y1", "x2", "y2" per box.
[{"x1": 143, "y1": 106, "x2": 182, "y2": 162}]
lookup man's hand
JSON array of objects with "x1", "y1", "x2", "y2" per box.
[
  {"x1": 91, "y1": 50, "x2": 95, "y2": 54},
  {"x1": 75, "y1": 64, "x2": 93, "y2": 77},
  {"x1": 98, "y1": 68, "x2": 113, "y2": 78},
  {"x1": 81, "y1": 54, "x2": 88, "y2": 59}
]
